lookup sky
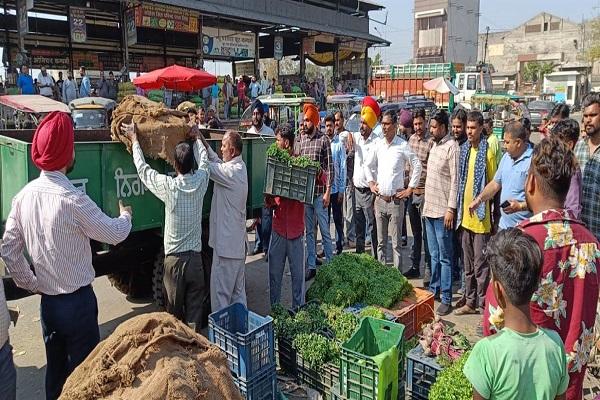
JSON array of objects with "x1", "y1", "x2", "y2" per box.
[{"x1": 369, "y1": 0, "x2": 599, "y2": 64}]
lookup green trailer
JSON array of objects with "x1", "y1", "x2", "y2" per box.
[{"x1": 0, "y1": 129, "x2": 274, "y2": 301}]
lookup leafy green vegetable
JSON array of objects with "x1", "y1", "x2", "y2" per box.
[
  {"x1": 359, "y1": 306, "x2": 386, "y2": 320},
  {"x1": 292, "y1": 333, "x2": 338, "y2": 368},
  {"x1": 429, "y1": 352, "x2": 473, "y2": 400},
  {"x1": 266, "y1": 143, "x2": 320, "y2": 169},
  {"x1": 306, "y1": 253, "x2": 413, "y2": 308}
]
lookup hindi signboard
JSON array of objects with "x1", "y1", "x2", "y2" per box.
[
  {"x1": 126, "y1": 8, "x2": 137, "y2": 46},
  {"x1": 135, "y1": 2, "x2": 199, "y2": 33},
  {"x1": 202, "y1": 27, "x2": 255, "y2": 59},
  {"x1": 274, "y1": 36, "x2": 283, "y2": 61},
  {"x1": 70, "y1": 7, "x2": 87, "y2": 43}
]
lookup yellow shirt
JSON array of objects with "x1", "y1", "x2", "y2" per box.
[
  {"x1": 487, "y1": 133, "x2": 503, "y2": 166},
  {"x1": 461, "y1": 145, "x2": 498, "y2": 234}
]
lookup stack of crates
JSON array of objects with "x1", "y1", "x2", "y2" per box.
[
  {"x1": 338, "y1": 317, "x2": 406, "y2": 400},
  {"x1": 405, "y1": 345, "x2": 443, "y2": 399},
  {"x1": 208, "y1": 303, "x2": 276, "y2": 400}
]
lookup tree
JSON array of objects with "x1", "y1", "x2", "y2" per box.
[
  {"x1": 522, "y1": 61, "x2": 554, "y2": 83},
  {"x1": 371, "y1": 53, "x2": 383, "y2": 66}
]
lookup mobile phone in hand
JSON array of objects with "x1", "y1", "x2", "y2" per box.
[{"x1": 500, "y1": 200, "x2": 510, "y2": 209}]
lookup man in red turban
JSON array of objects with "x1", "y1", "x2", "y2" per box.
[{"x1": 2, "y1": 111, "x2": 133, "y2": 399}]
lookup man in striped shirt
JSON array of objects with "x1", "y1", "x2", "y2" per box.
[
  {"x1": 121, "y1": 122, "x2": 210, "y2": 328},
  {"x1": 1, "y1": 112, "x2": 133, "y2": 399}
]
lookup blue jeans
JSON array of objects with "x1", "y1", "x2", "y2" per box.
[
  {"x1": 254, "y1": 207, "x2": 273, "y2": 254},
  {"x1": 305, "y1": 194, "x2": 333, "y2": 269},
  {"x1": 425, "y1": 217, "x2": 454, "y2": 305},
  {"x1": 41, "y1": 285, "x2": 100, "y2": 400},
  {"x1": 0, "y1": 341, "x2": 16, "y2": 400},
  {"x1": 269, "y1": 231, "x2": 305, "y2": 308}
]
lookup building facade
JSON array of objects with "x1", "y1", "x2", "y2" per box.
[
  {"x1": 478, "y1": 12, "x2": 592, "y2": 97},
  {"x1": 413, "y1": 0, "x2": 480, "y2": 65}
]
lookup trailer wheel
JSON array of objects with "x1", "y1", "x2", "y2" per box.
[
  {"x1": 107, "y1": 272, "x2": 131, "y2": 295},
  {"x1": 152, "y1": 248, "x2": 166, "y2": 309}
]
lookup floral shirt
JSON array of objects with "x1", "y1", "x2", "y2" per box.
[{"x1": 483, "y1": 209, "x2": 600, "y2": 400}]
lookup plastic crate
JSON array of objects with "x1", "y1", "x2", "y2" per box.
[
  {"x1": 235, "y1": 365, "x2": 276, "y2": 400},
  {"x1": 297, "y1": 353, "x2": 340, "y2": 396},
  {"x1": 413, "y1": 289, "x2": 434, "y2": 332},
  {"x1": 331, "y1": 381, "x2": 406, "y2": 399},
  {"x1": 264, "y1": 157, "x2": 318, "y2": 204},
  {"x1": 394, "y1": 303, "x2": 416, "y2": 340},
  {"x1": 275, "y1": 336, "x2": 297, "y2": 374},
  {"x1": 209, "y1": 303, "x2": 275, "y2": 380},
  {"x1": 405, "y1": 345, "x2": 442, "y2": 400},
  {"x1": 340, "y1": 318, "x2": 405, "y2": 400}
]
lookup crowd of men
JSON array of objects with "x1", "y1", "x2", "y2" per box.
[
  {"x1": 0, "y1": 84, "x2": 599, "y2": 399},
  {"x1": 15, "y1": 65, "x2": 118, "y2": 103}
]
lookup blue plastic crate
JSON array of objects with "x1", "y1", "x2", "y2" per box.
[
  {"x1": 235, "y1": 365, "x2": 276, "y2": 400},
  {"x1": 405, "y1": 345, "x2": 442, "y2": 399},
  {"x1": 209, "y1": 303, "x2": 275, "y2": 380}
]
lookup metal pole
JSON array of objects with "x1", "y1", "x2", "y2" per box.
[
  {"x1": 198, "y1": 14, "x2": 204, "y2": 70},
  {"x1": 483, "y1": 26, "x2": 489, "y2": 65},
  {"x1": 67, "y1": 5, "x2": 74, "y2": 74},
  {"x1": 254, "y1": 28, "x2": 260, "y2": 78},
  {"x1": 364, "y1": 46, "x2": 369, "y2": 94},
  {"x1": 122, "y1": 2, "x2": 130, "y2": 76},
  {"x1": 3, "y1": 0, "x2": 11, "y2": 68}
]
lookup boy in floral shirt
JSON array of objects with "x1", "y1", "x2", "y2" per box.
[
  {"x1": 465, "y1": 228, "x2": 569, "y2": 400},
  {"x1": 483, "y1": 138, "x2": 600, "y2": 400}
]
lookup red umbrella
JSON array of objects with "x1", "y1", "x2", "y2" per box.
[{"x1": 132, "y1": 64, "x2": 217, "y2": 92}]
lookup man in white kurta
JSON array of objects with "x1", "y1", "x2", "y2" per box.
[{"x1": 198, "y1": 131, "x2": 249, "y2": 312}]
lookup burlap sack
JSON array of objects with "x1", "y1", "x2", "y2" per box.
[
  {"x1": 59, "y1": 312, "x2": 242, "y2": 400},
  {"x1": 111, "y1": 95, "x2": 190, "y2": 167}
]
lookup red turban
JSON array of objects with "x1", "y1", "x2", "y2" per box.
[
  {"x1": 361, "y1": 97, "x2": 381, "y2": 129},
  {"x1": 362, "y1": 96, "x2": 381, "y2": 118},
  {"x1": 303, "y1": 103, "x2": 320, "y2": 128},
  {"x1": 31, "y1": 111, "x2": 74, "y2": 171}
]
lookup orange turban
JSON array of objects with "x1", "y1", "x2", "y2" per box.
[
  {"x1": 303, "y1": 103, "x2": 320, "y2": 128},
  {"x1": 31, "y1": 111, "x2": 74, "y2": 171},
  {"x1": 361, "y1": 97, "x2": 381, "y2": 129}
]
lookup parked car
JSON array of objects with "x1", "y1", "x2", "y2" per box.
[{"x1": 527, "y1": 100, "x2": 556, "y2": 130}]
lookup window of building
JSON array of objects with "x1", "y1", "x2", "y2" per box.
[
  {"x1": 567, "y1": 85, "x2": 573, "y2": 101},
  {"x1": 467, "y1": 75, "x2": 477, "y2": 91},
  {"x1": 458, "y1": 75, "x2": 465, "y2": 90},
  {"x1": 543, "y1": 22, "x2": 549, "y2": 32},
  {"x1": 419, "y1": 15, "x2": 443, "y2": 30}
]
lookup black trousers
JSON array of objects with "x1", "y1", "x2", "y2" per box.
[
  {"x1": 329, "y1": 192, "x2": 345, "y2": 254},
  {"x1": 41, "y1": 285, "x2": 100, "y2": 400}
]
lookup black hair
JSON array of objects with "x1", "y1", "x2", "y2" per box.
[
  {"x1": 197, "y1": 106, "x2": 205, "y2": 112},
  {"x1": 412, "y1": 108, "x2": 426, "y2": 120},
  {"x1": 382, "y1": 109, "x2": 398, "y2": 125},
  {"x1": 551, "y1": 118, "x2": 580, "y2": 145},
  {"x1": 549, "y1": 103, "x2": 570, "y2": 120},
  {"x1": 174, "y1": 141, "x2": 194, "y2": 175},
  {"x1": 186, "y1": 108, "x2": 197, "y2": 114},
  {"x1": 324, "y1": 114, "x2": 335, "y2": 124},
  {"x1": 208, "y1": 118, "x2": 220, "y2": 129},
  {"x1": 504, "y1": 121, "x2": 528, "y2": 141},
  {"x1": 430, "y1": 109, "x2": 449, "y2": 131},
  {"x1": 583, "y1": 92, "x2": 600, "y2": 109},
  {"x1": 485, "y1": 228, "x2": 542, "y2": 306},
  {"x1": 275, "y1": 123, "x2": 295, "y2": 145},
  {"x1": 226, "y1": 130, "x2": 243, "y2": 155},
  {"x1": 451, "y1": 108, "x2": 467, "y2": 124},
  {"x1": 466, "y1": 110, "x2": 484, "y2": 126},
  {"x1": 531, "y1": 138, "x2": 577, "y2": 203},
  {"x1": 334, "y1": 111, "x2": 344, "y2": 120},
  {"x1": 522, "y1": 117, "x2": 531, "y2": 132}
]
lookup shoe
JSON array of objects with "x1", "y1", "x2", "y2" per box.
[
  {"x1": 317, "y1": 250, "x2": 325, "y2": 258},
  {"x1": 434, "y1": 294, "x2": 441, "y2": 302},
  {"x1": 401, "y1": 237, "x2": 408, "y2": 247},
  {"x1": 403, "y1": 267, "x2": 421, "y2": 279},
  {"x1": 346, "y1": 240, "x2": 356, "y2": 249},
  {"x1": 264, "y1": 254, "x2": 269, "y2": 262},
  {"x1": 305, "y1": 269, "x2": 316, "y2": 281},
  {"x1": 455, "y1": 296, "x2": 467, "y2": 309},
  {"x1": 336, "y1": 248, "x2": 343, "y2": 256},
  {"x1": 454, "y1": 305, "x2": 479, "y2": 315},
  {"x1": 423, "y1": 281, "x2": 430, "y2": 288},
  {"x1": 436, "y1": 303, "x2": 453, "y2": 316},
  {"x1": 250, "y1": 248, "x2": 263, "y2": 256}
]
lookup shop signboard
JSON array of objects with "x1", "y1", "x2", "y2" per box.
[
  {"x1": 18, "y1": 48, "x2": 70, "y2": 69},
  {"x1": 135, "y1": 2, "x2": 199, "y2": 33},
  {"x1": 302, "y1": 37, "x2": 315, "y2": 54},
  {"x1": 202, "y1": 27, "x2": 255, "y2": 59},
  {"x1": 70, "y1": 7, "x2": 87, "y2": 43},
  {"x1": 274, "y1": 36, "x2": 283, "y2": 61},
  {"x1": 235, "y1": 61, "x2": 255, "y2": 77},
  {"x1": 126, "y1": 8, "x2": 137, "y2": 46}
]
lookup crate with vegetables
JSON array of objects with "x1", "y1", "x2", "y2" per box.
[{"x1": 264, "y1": 143, "x2": 320, "y2": 204}]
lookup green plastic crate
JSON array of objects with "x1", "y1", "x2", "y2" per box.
[
  {"x1": 264, "y1": 157, "x2": 317, "y2": 204},
  {"x1": 340, "y1": 318, "x2": 405, "y2": 400}
]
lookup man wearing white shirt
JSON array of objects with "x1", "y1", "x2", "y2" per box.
[
  {"x1": 260, "y1": 71, "x2": 269, "y2": 95},
  {"x1": 366, "y1": 110, "x2": 421, "y2": 269},
  {"x1": 246, "y1": 100, "x2": 274, "y2": 136},
  {"x1": 37, "y1": 66, "x2": 55, "y2": 98}
]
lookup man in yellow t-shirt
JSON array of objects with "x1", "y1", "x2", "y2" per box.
[{"x1": 455, "y1": 111, "x2": 500, "y2": 315}]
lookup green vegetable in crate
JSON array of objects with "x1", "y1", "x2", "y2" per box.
[
  {"x1": 320, "y1": 305, "x2": 358, "y2": 342},
  {"x1": 359, "y1": 306, "x2": 386, "y2": 320},
  {"x1": 428, "y1": 352, "x2": 473, "y2": 400},
  {"x1": 292, "y1": 333, "x2": 337, "y2": 368},
  {"x1": 266, "y1": 143, "x2": 320, "y2": 169}
]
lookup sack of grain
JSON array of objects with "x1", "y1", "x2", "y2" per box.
[
  {"x1": 59, "y1": 312, "x2": 242, "y2": 400},
  {"x1": 111, "y1": 95, "x2": 190, "y2": 167}
]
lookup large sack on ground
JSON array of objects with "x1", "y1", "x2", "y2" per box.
[
  {"x1": 111, "y1": 95, "x2": 189, "y2": 167},
  {"x1": 59, "y1": 312, "x2": 242, "y2": 400}
]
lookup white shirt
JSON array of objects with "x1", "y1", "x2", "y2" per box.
[
  {"x1": 260, "y1": 78, "x2": 269, "y2": 95},
  {"x1": 247, "y1": 124, "x2": 274, "y2": 136},
  {"x1": 365, "y1": 135, "x2": 422, "y2": 197},
  {"x1": 351, "y1": 131, "x2": 380, "y2": 188},
  {"x1": 37, "y1": 73, "x2": 54, "y2": 97}
]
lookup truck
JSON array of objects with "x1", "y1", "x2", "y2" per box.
[
  {"x1": 0, "y1": 96, "x2": 274, "y2": 305},
  {"x1": 369, "y1": 63, "x2": 493, "y2": 109}
]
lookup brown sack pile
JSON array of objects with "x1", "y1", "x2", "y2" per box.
[
  {"x1": 111, "y1": 95, "x2": 190, "y2": 167},
  {"x1": 59, "y1": 312, "x2": 242, "y2": 400}
]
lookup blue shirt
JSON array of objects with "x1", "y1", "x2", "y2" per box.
[
  {"x1": 494, "y1": 146, "x2": 533, "y2": 229},
  {"x1": 17, "y1": 73, "x2": 35, "y2": 94},
  {"x1": 330, "y1": 134, "x2": 346, "y2": 194},
  {"x1": 211, "y1": 83, "x2": 219, "y2": 98},
  {"x1": 79, "y1": 75, "x2": 91, "y2": 97},
  {"x1": 250, "y1": 82, "x2": 260, "y2": 98}
]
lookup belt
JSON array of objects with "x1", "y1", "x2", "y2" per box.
[
  {"x1": 378, "y1": 195, "x2": 399, "y2": 203},
  {"x1": 413, "y1": 188, "x2": 425, "y2": 195},
  {"x1": 355, "y1": 186, "x2": 371, "y2": 194}
]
